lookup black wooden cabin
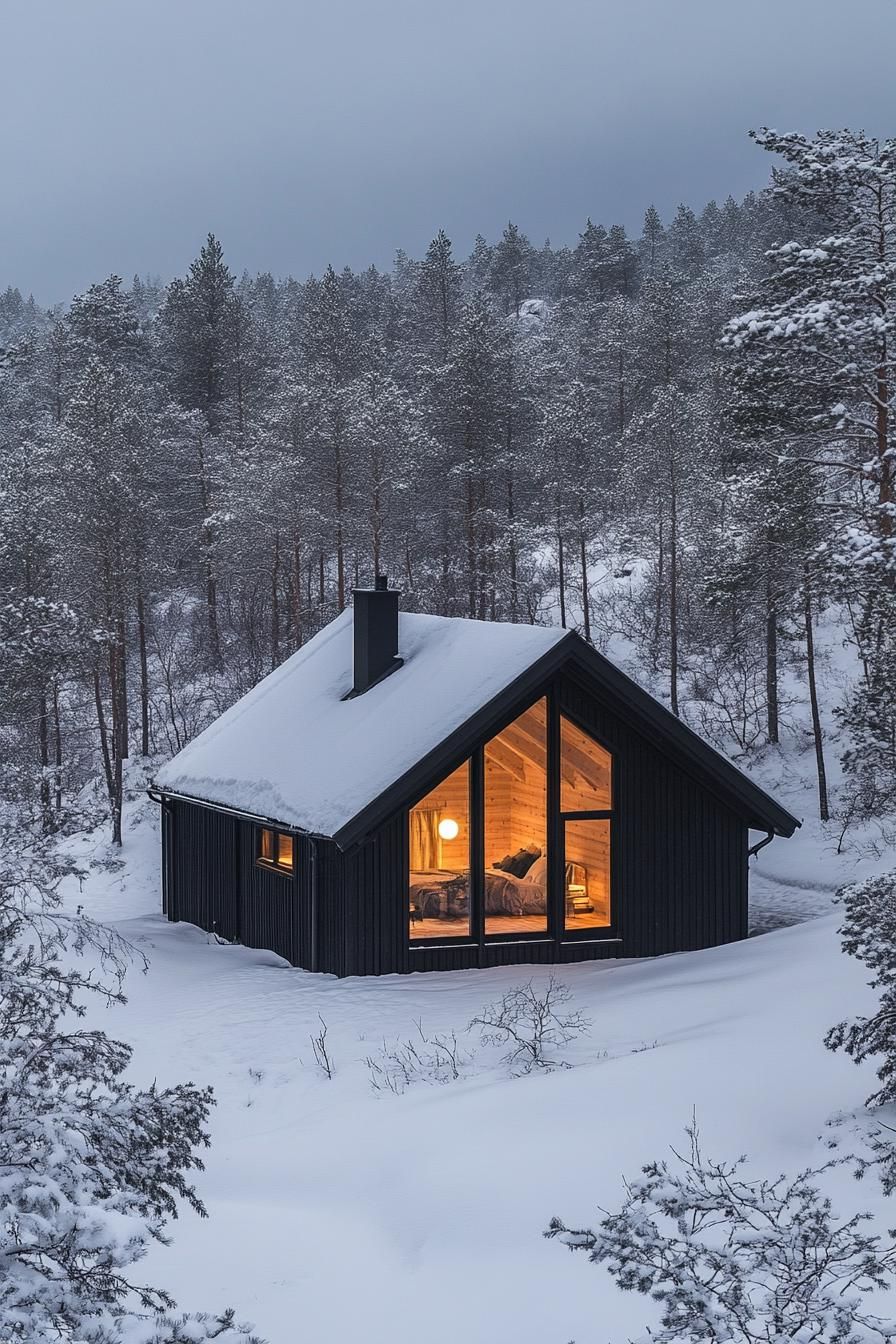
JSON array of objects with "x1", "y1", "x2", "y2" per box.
[{"x1": 152, "y1": 583, "x2": 799, "y2": 976}]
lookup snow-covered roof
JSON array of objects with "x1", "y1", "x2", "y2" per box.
[{"x1": 155, "y1": 610, "x2": 569, "y2": 839}]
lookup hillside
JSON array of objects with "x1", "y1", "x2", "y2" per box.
[{"x1": 57, "y1": 784, "x2": 892, "y2": 1344}]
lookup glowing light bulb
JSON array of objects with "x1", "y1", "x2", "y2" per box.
[{"x1": 438, "y1": 817, "x2": 459, "y2": 841}]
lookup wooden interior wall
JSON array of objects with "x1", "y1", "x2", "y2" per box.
[
  {"x1": 505, "y1": 766, "x2": 547, "y2": 860},
  {"x1": 483, "y1": 758, "x2": 512, "y2": 862},
  {"x1": 411, "y1": 763, "x2": 470, "y2": 870},
  {"x1": 564, "y1": 818, "x2": 610, "y2": 905}
]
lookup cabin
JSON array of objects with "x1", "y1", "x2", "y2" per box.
[{"x1": 151, "y1": 580, "x2": 799, "y2": 976}]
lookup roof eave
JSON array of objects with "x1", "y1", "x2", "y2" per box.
[{"x1": 563, "y1": 641, "x2": 801, "y2": 838}]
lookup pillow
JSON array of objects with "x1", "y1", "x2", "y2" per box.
[
  {"x1": 527, "y1": 855, "x2": 548, "y2": 889},
  {"x1": 505, "y1": 845, "x2": 541, "y2": 878}
]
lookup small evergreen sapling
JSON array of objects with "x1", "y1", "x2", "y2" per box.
[{"x1": 547, "y1": 1124, "x2": 896, "y2": 1344}]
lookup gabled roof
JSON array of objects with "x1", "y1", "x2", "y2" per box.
[
  {"x1": 154, "y1": 610, "x2": 568, "y2": 839},
  {"x1": 155, "y1": 609, "x2": 800, "y2": 847}
]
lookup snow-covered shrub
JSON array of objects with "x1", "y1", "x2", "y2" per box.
[
  {"x1": 825, "y1": 871, "x2": 896, "y2": 1194},
  {"x1": 469, "y1": 975, "x2": 589, "y2": 1074},
  {"x1": 0, "y1": 827, "x2": 262, "y2": 1343},
  {"x1": 365, "y1": 1021, "x2": 470, "y2": 1094},
  {"x1": 546, "y1": 1124, "x2": 895, "y2": 1344},
  {"x1": 826, "y1": 871, "x2": 896, "y2": 1110}
]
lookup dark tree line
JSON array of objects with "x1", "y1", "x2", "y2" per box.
[{"x1": 1, "y1": 127, "x2": 893, "y2": 842}]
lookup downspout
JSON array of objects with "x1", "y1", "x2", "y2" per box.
[
  {"x1": 309, "y1": 837, "x2": 320, "y2": 973},
  {"x1": 147, "y1": 787, "x2": 175, "y2": 915},
  {"x1": 748, "y1": 828, "x2": 774, "y2": 861}
]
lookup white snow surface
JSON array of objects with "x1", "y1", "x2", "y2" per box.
[
  {"x1": 155, "y1": 610, "x2": 569, "y2": 835},
  {"x1": 61, "y1": 801, "x2": 896, "y2": 1344}
]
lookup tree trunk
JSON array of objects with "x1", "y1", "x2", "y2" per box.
[
  {"x1": 196, "y1": 433, "x2": 221, "y2": 666},
  {"x1": 654, "y1": 514, "x2": 664, "y2": 670},
  {"x1": 38, "y1": 689, "x2": 52, "y2": 833},
  {"x1": 291, "y1": 527, "x2": 303, "y2": 649},
  {"x1": 137, "y1": 587, "x2": 150, "y2": 757},
  {"x1": 52, "y1": 679, "x2": 63, "y2": 813},
  {"x1": 93, "y1": 665, "x2": 115, "y2": 812},
  {"x1": 669, "y1": 458, "x2": 679, "y2": 717},
  {"x1": 578, "y1": 501, "x2": 591, "y2": 644},
  {"x1": 115, "y1": 607, "x2": 128, "y2": 761},
  {"x1": 465, "y1": 473, "x2": 477, "y2": 619},
  {"x1": 334, "y1": 421, "x2": 345, "y2": 612},
  {"x1": 765, "y1": 570, "x2": 779, "y2": 746},
  {"x1": 271, "y1": 532, "x2": 281, "y2": 671},
  {"x1": 557, "y1": 527, "x2": 567, "y2": 629},
  {"x1": 507, "y1": 477, "x2": 518, "y2": 621},
  {"x1": 804, "y1": 576, "x2": 829, "y2": 822}
]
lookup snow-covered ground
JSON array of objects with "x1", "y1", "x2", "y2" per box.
[{"x1": 58, "y1": 789, "x2": 895, "y2": 1343}]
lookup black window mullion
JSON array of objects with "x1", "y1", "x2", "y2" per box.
[
  {"x1": 471, "y1": 748, "x2": 485, "y2": 957},
  {"x1": 548, "y1": 684, "x2": 562, "y2": 944}
]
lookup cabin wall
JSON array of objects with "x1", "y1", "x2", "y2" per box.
[
  {"x1": 164, "y1": 800, "x2": 313, "y2": 968},
  {"x1": 327, "y1": 670, "x2": 748, "y2": 976},
  {"x1": 559, "y1": 672, "x2": 748, "y2": 955},
  {"x1": 163, "y1": 664, "x2": 749, "y2": 977}
]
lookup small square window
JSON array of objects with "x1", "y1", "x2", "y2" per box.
[
  {"x1": 257, "y1": 827, "x2": 294, "y2": 874},
  {"x1": 277, "y1": 833, "x2": 294, "y2": 870}
]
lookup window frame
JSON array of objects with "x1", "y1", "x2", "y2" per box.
[
  {"x1": 557, "y1": 708, "x2": 617, "y2": 943},
  {"x1": 407, "y1": 756, "x2": 476, "y2": 947},
  {"x1": 256, "y1": 826, "x2": 296, "y2": 876},
  {"x1": 406, "y1": 690, "x2": 619, "y2": 951}
]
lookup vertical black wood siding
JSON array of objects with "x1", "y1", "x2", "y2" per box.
[
  {"x1": 164, "y1": 801, "x2": 313, "y2": 968},
  {"x1": 163, "y1": 667, "x2": 749, "y2": 976}
]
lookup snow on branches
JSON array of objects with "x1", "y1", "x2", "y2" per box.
[
  {"x1": 0, "y1": 826, "x2": 262, "y2": 1343},
  {"x1": 547, "y1": 1123, "x2": 896, "y2": 1344}
]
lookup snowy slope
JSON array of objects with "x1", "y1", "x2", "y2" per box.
[{"x1": 61, "y1": 803, "x2": 895, "y2": 1344}]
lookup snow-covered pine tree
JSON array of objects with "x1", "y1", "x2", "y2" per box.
[
  {"x1": 827, "y1": 871, "x2": 896, "y2": 1101},
  {"x1": 0, "y1": 824, "x2": 261, "y2": 1342},
  {"x1": 727, "y1": 128, "x2": 896, "y2": 817},
  {"x1": 489, "y1": 222, "x2": 534, "y2": 316},
  {"x1": 547, "y1": 1123, "x2": 896, "y2": 1344}
]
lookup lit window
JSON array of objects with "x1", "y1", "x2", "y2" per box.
[
  {"x1": 484, "y1": 698, "x2": 548, "y2": 937},
  {"x1": 560, "y1": 715, "x2": 612, "y2": 811},
  {"x1": 257, "y1": 827, "x2": 294, "y2": 874},
  {"x1": 561, "y1": 715, "x2": 612, "y2": 933},
  {"x1": 409, "y1": 760, "x2": 471, "y2": 940}
]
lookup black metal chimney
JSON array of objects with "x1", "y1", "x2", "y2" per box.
[{"x1": 350, "y1": 573, "x2": 403, "y2": 695}]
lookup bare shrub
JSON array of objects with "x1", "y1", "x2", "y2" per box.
[
  {"x1": 469, "y1": 975, "x2": 589, "y2": 1074},
  {"x1": 310, "y1": 1014, "x2": 334, "y2": 1080},
  {"x1": 365, "y1": 1021, "x2": 471, "y2": 1094}
]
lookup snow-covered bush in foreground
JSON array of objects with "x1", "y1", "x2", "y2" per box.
[
  {"x1": 826, "y1": 871, "x2": 896, "y2": 1195},
  {"x1": 546, "y1": 1125, "x2": 895, "y2": 1344},
  {"x1": 469, "y1": 976, "x2": 589, "y2": 1074},
  {"x1": 0, "y1": 828, "x2": 261, "y2": 1343},
  {"x1": 826, "y1": 872, "x2": 896, "y2": 1111}
]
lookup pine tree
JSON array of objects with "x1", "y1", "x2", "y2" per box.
[
  {"x1": 415, "y1": 230, "x2": 463, "y2": 362},
  {"x1": 728, "y1": 128, "x2": 896, "y2": 815},
  {"x1": 640, "y1": 204, "x2": 665, "y2": 276},
  {"x1": 489, "y1": 222, "x2": 533, "y2": 315},
  {"x1": 0, "y1": 826, "x2": 262, "y2": 1342}
]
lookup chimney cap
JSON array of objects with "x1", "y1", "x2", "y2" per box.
[{"x1": 374, "y1": 572, "x2": 388, "y2": 591}]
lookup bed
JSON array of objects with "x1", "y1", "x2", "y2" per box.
[{"x1": 409, "y1": 865, "x2": 547, "y2": 922}]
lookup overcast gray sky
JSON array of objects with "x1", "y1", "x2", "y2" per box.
[{"x1": 4, "y1": 0, "x2": 895, "y2": 304}]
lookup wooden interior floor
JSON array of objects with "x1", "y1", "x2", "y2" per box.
[{"x1": 409, "y1": 907, "x2": 610, "y2": 941}]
